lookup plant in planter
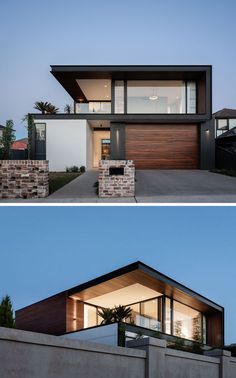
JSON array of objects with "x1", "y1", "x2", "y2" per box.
[
  {"x1": 113, "y1": 305, "x2": 132, "y2": 322},
  {"x1": 97, "y1": 308, "x2": 114, "y2": 325}
]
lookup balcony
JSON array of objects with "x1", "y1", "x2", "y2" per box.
[{"x1": 76, "y1": 102, "x2": 111, "y2": 114}]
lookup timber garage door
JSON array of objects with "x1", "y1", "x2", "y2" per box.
[{"x1": 126, "y1": 125, "x2": 199, "y2": 169}]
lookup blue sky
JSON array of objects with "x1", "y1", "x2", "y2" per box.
[
  {"x1": 0, "y1": 206, "x2": 235, "y2": 344},
  {"x1": 0, "y1": 0, "x2": 236, "y2": 138}
]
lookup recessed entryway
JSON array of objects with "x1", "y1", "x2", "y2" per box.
[{"x1": 93, "y1": 130, "x2": 110, "y2": 167}]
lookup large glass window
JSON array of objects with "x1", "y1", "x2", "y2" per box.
[
  {"x1": 140, "y1": 299, "x2": 161, "y2": 331},
  {"x1": 187, "y1": 82, "x2": 196, "y2": 113},
  {"x1": 173, "y1": 301, "x2": 202, "y2": 342},
  {"x1": 165, "y1": 298, "x2": 172, "y2": 334},
  {"x1": 127, "y1": 80, "x2": 187, "y2": 114},
  {"x1": 84, "y1": 304, "x2": 98, "y2": 328},
  {"x1": 114, "y1": 81, "x2": 124, "y2": 113}
]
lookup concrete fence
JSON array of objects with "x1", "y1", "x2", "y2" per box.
[
  {"x1": 1, "y1": 327, "x2": 236, "y2": 378},
  {"x1": 0, "y1": 160, "x2": 49, "y2": 199}
]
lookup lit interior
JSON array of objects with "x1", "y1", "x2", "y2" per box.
[
  {"x1": 86, "y1": 283, "x2": 162, "y2": 308},
  {"x1": 76, "y1": 79, "x2": 111, "y2": 101}
]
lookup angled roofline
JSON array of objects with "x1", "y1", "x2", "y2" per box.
[
  {"x1": 68, "y1": 261, "x2": 223, "y2": 311},
  {"x1": 16, "y1": 261, "x2": 223, "y2": 313},
  {"x1": 213, "y1": 108, "x2": 236, "y2": 118}
]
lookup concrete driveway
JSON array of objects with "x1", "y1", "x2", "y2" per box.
[
  {"x1": 135, "y1": 170, "x2": 236, "y2": 203},
  {"x1": 1, "y1": 169, "x2": 236, "y2": 203}
]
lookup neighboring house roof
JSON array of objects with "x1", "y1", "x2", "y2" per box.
[
  {"x1": 11, "y1": 138, "x2": 28, "y2": 150},
  {"x1": 213, "y1": 108, "x2": 236, "y2": 118},
  {"x1": 0, "y1": 124, "x2": 5, "y2": 130}
]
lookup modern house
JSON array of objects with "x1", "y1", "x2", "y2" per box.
[
  {"x1": 213, "y1": 108, "x2": 236, "y2": 137},
  {"x1": 213, "y1": 108, "x2": 236, "y2": 169},
  {"x1": 31, "y1": 65, "x2": 215, "y2": 171},
  {"x1": 15, "y1": 261, "x2": 224, "y2": 348}
]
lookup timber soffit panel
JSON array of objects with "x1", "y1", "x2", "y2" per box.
[
  {"x1": 50, "y1": 65, "x2": 211, "y2": 104},
  {"x1": 16, "y1": 262, "x2": 223, "y2": 316},
  {"x1": 67, "y1": 261, "x2": 223, "y2": 314}
]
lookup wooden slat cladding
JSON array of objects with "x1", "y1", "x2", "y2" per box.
[
  {"x1": 15, "y1": 292, "x2": 67, "y2": 335},
  {"x1": 126, "y1": 125, "x2": 199, "y2": 169}
]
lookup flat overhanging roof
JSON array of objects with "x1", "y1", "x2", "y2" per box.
[
  {"x1": 68, "y1": 261, "x2": 223, "y2": 314},
  {"x1": 51, "y1": 65, "x2": 211, "y2": 102}
]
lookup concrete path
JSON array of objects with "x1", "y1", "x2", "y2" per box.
[
  {"x1": 48, "y1": 170, "x2": 99, "y2": 200},
  {"x1": 1, "y1": 169, "x2": 236, "y2": 204}
]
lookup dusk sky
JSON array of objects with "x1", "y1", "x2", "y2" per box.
[
  {"x1": 0, "y1": 206, "x2": 235, "y2": 344},
  {"x1": 1, "y1": 0, "x2": 236, "y2": 138}
]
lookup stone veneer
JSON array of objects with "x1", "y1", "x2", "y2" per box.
[
  {"x1": 0, "y1": 160, "x2": 49, "y2": 199},
  {"x1": 99, "y1": 160, "x2": 135, "y2": 198}
]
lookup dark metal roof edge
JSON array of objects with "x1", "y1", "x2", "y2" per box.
[{"x1": 50, "y1": 65, "x2": 212, "y2": 72}]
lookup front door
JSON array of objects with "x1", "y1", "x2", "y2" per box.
[
  {"x1": 93, "y1": 130, "x2": 111, "y2": 167},
  {"x1": 101, "y1": 139, "x2": 111, "y2": 160}
]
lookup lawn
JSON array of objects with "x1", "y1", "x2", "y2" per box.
[{"x1": 49, "y1": 172, "x2": 80, "y2": 194}]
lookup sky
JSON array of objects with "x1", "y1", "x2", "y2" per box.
[
  {"x1": 0, "y1": 206, "x2": 235, "y2": 344},
  {"x1": 0, "y1": 0, "x2": 236, "y2": 138}
]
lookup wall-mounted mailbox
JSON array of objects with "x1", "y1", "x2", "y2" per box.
[{"x1": 109, "y1": 167, "x2": 124, "y2": 176}]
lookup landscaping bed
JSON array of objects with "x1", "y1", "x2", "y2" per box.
[{"x1": 49, "y1": 172, "x2": 80, "y2": 194}]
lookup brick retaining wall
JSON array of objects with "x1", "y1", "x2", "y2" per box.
[
  {"x1": 99, "y1": 160, "x2": 135, "y2": 198},
  {"x1": 0, "y1": 160, "x2": 49, "y2": 199}
]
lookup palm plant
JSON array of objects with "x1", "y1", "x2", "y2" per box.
[
  {"x1": 34, "y1": 101, "x2": 50, "y2": 114},
  {"x1": 113, "y1": 305, "x2": 132, "y2": 322},
  {"x1": 97, "y1": 308, "x2": 114, "y2": 325},
  {"x1": 46, "y1": 104, "x2": 59, "y2": 114},
  {"x1": 64, "y1": 104, "x2": 71, "y2": 114}
]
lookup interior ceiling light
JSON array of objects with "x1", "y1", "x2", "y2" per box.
[
  {"x1": 149, "y1": 95, "x2": 158, "y2": 101},
  {"x1": 104, "y1": 84, "x2": 108, "y2": 88},
  {"x1": 149, "y1": 88, "x2": 158, "y2": 101}
]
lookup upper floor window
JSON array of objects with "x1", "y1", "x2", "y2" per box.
[
  {"x1": 127, "y1": 80, "x2": 196, "y2": 114},
  {"x1": 216, "y1": 118, "x2": 236, "y2": 137}
]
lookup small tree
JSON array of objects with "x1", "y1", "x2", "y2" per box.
[
  {"x1": 0, "y1": 295, "x2": 15, "y2": 328},
  {"x1": 0, "y1": 120, "x2": 15, "y2": 159}
]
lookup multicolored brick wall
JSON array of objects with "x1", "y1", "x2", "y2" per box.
[
  {"x1": 99, "y1": 160, "x2": 135, "y2": 198},
  {"x1": 0, "y1": 160, "x2": 49, "y2": 199}
]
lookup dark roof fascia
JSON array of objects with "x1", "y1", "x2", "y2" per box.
[
  {"x1": 50, "y1": 65, "x2": 212, "y2": 72},
  {"x1": 31, "y1": 113, "x2": 211, "y2": 123},
  {"x1": 68, "y1": 261, "x2": 223, "y2": 312}
]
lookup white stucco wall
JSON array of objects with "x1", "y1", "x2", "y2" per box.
[
  {"x1": 86, "y1": 122, "x2": 93, "y2": 169},
  {"x1": 40, "y1": 119, "x2": 91, "y2": 171}
]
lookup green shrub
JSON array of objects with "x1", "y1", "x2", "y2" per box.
[
  {"x1": 80, "y1": 166, "x2": 86, "y2": 173},
  {"x1": 66, "y1": 166, "x2": 79, "y2": 173}
]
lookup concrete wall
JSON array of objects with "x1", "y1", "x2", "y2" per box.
[
  {"x1": 42, "y1": 119, "x2": 91, "y2": 171},
  {"x1": 128, "y1": 338, "x2": 236, "y2": 378},
  {"x1": 0, "y1": 327, "x2": 145, "y2": 378},
  {"x1": 1, "y1": 327, "x2": 236, "y2": 378}
]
